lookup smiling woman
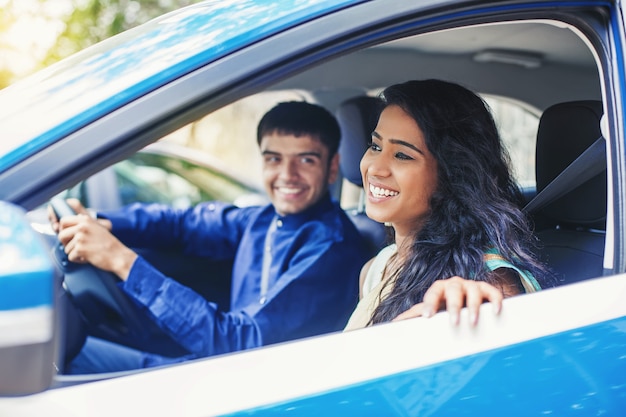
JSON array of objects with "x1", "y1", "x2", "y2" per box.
[{"x1": 344, "y1": 79, "x2": 548, "y2": 330}]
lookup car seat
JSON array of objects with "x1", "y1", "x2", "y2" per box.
[
  {"x1": 336, "y1": 96, "x2": 387, "y2": 257},
  {"x1": 532, "y1": 100, "x2": 606, "y2": 285}
]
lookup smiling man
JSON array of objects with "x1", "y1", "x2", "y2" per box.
[{"x1": 54, "y1": 101, "x2": 370, "y2": 373}]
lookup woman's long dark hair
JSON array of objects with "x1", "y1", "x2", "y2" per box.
[{"x1": 370, "y1": 79, "x2": 552, "y2": 324}]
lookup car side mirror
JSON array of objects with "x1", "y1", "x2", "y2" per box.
[{"x1": 0, "y1": 202, "x2": 58, "y2": 396}]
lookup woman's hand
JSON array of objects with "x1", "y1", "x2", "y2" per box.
[{"x1": 392, "y1": 276, "x2": 504, "y2": 326}]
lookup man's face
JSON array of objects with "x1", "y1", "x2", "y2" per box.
[{"x1": 260, "y1": 132, "x2": 339, "y2": 216}]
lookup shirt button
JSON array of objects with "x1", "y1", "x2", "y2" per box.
[
  {"x1": 276, "y1": 219, "x2": 283, "y2": 228},
  {"x1": 259, "y1": 297, "x2": 267, "y2": 305}
]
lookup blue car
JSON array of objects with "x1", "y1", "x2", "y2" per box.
[{"x1": 0, "y1": 0, "x2": 624, "y2": 415}]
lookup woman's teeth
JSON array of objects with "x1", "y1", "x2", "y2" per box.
[{"x1": 370, "y1": 184, "x2": 399, "y2": 197}]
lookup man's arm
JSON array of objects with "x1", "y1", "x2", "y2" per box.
[
  {"x1": 123, "y1": 242, "x2": 365, "y2": 357},
  {"x1": 100, "y1": 202, "x2": 251, "y2": 258},
  {"x1": 122, "y1": 256, "x2": 262, "y2": 355}
]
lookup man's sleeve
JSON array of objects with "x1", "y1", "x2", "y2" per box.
[
  {"x1": 122, "y1": 257, "x2": 262, "y2": 356},
  {"x1": 122, "y1": 241, "x2": 364, "y2": 357},
  {"x1": 100, "y1": 202, "x2": 249, "y2": 257}
]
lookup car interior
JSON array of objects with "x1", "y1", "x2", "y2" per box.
[
  {"x1": 52, "y1": 15, "x2": 609, "y2": 379},
  {"x1": 336, "y1": 95, "x2": 388, "y2": 258},
  {"x1": 529, "y1": 100, "x2": 606, "y2": 285}
]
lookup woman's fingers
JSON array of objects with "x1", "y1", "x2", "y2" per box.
[
  {"x1": 466, "y1": 281, "x2": 504, "y2": 324},
  {"x1": 421, "y1": 277, "x2": 464, "y2": 324},
  {"x1": 394, "y1": 277, "x2": 505, "y2": 326}
]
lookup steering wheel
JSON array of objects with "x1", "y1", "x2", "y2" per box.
[{"x1": 49, "y1": 197, "x2": 189, "y2": 357}]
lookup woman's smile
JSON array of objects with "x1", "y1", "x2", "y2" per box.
[{"x1": 368, "y1": 183, "x2": 399, "y2": 199}]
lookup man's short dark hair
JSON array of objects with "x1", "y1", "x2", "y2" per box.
[{"x1": 256, "y1": 101, "x2": 341, "y2": 157}]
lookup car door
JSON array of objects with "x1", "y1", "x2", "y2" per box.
[{"x1": 0, "y1": 0, "x2": 625, "y2": 416}]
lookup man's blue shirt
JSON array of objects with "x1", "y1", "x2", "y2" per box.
[{"x1": 100, "y1": 194, "x2": 369, "y2": 362}]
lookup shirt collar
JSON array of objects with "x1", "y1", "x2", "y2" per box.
[{"x1": 271, "y1": 193, "x2": 334, "y2": 230}]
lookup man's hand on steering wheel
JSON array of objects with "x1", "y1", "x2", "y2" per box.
[
  {"x1": 48, "y1": 197, "x2": 189, "y2": 357},
  {"x1": 48, "y1": 198, "x2": 102, "y2": 232},
  {"x1": 48, "y1": 198, "x2": 137, "y2": 281}
]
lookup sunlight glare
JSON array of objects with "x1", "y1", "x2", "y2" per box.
[{"x1": 0, "y1": 0, "x2": 73, "y2": 77}]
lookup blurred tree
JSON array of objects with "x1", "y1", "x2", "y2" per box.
[
  {"x1": 0, "y1": 68, "x2": 14, "y2": 90},
  {"x1": 0, "y1": 11, "x2": 14, "y2": 88},
  {"x1": 0, "y1": 0, "x2": 35, "y2": 87},
  {"x1": 0, "y1": 0, "x2": 204, "y2": 88},
  {"x1": 43, "y1": 0, "x2": 205, "y2": 66}
]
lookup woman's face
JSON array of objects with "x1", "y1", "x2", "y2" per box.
[{"x1": 360, "y1": 104, "x2": 438, "y2": 240}]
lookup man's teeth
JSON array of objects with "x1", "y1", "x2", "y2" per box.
[
  {"x1": 279, "y1": 187, "x2": 301, "y2": 194},
  {"x1": 370, "y1": 184, "x2": 399, "y2": 197}
]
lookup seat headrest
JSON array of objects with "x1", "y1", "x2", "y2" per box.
[
  {"x1": 336, "y1": 96, "x2": 383, "y2": 187},
  {"x1": 535, "y1": 100, "x2": 606, "y2": 229}
]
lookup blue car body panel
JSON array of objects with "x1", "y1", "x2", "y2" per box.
[
  {"x1": 0, "y1": 0, "x2": 362, "y2": 173},
  {"x1": 0, "y1": 202, "x2": 55, "y2": 358},
  {"x1": 228, "y1": 318, "x2": 626, "y2": 416},
  {"x1": 0, "y1": 202, "x2": 54, "y2": 311}
]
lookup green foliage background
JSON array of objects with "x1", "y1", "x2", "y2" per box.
[{"x1": 0, "y1": 0, "x2": 205, "y2": 89}]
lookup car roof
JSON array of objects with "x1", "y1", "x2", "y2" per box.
[{"x1": 274, "y1": 20, "x2": 599, "y2": 112}]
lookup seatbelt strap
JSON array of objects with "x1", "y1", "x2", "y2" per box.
[{"x1": 524, "y1": 137, "x2": 606, "y2": 214}]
